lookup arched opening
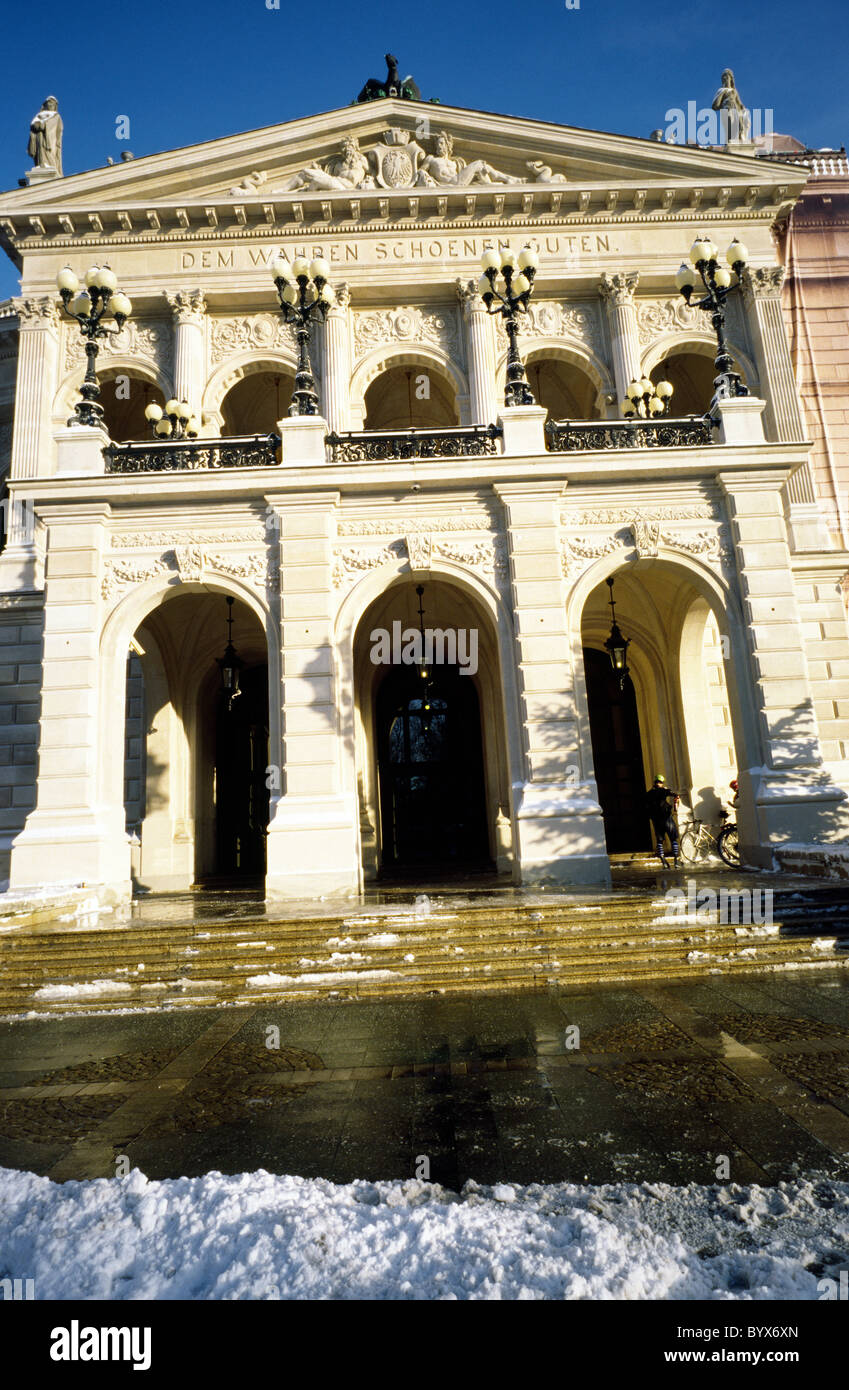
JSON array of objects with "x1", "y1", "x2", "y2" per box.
[
  {"x1": 526, "y1": 355, "x2": 601, "y2": 420},
  {"x1": 651, "y1": 350, "x2": 748, "y2": 417},
  {"x1": 352, "y1": 576, "x2": 511, "y2": 881},
  {"x1": 580, "y1": 562, "x2": 743, "y2": 858},
  {"x1": 221, "y1": 370, "x2": 296, "y2": 435},
  {"x1": 363, "y1": 364, "x2": 459, "y2": 430},
  {"x1": 122, "y1": 589, "x2": 270, "y2": 891},
  {"x1": 98, "y1": 369, "x2": 166, "y2": 442}
]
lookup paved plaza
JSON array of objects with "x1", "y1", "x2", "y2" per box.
[{"x1": 2, "y1": 966, "x2": 848, "y2": 1189}]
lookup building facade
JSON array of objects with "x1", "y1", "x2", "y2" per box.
[{"x1": 1, "y1": 91, "x2": 848, "y2": 898}]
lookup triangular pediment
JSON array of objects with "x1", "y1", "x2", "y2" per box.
[{"x1": 0, "y1": 98, "x2": 806, "y2": 240}]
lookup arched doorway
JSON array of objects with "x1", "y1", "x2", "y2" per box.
[
  {"x1": 121, "y1": 589, "x2": 270, "y2": 891},
  {"x1": 582, "y1": 647, "x2": 648, "y2": 851},
  {"x1": 579, "y1": 561, "x2": 749, "y2": 859},
  {"x1": 363, "y1": 363, "x2": 459, "y2": 429},
  {"x1": 221, "y1": 369, "x2": 296, "y2": 434},
  {"x1": 376, "y1": 663, "x2": 489, "y2": 871},
  {"x1": 98, "y1": 369, "x2": 166, "y2": 442},
  {"x1": 350, "y1": 576, "x2": 512, "y2": 882},
  {"x1": 650, "y1": 349, "x2": 748, "y2": 416},
  {"x1": 525, "y1": 355, "x2": 601, "y2": 420}
]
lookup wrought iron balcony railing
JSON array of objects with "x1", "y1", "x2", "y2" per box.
[
  {"x1": 103, "y1": 433, "x2": 281, "y2": 474},
  {"x1": 325, "y1": 423, "x2": 503, "y2": 463},
  {"x1": 545, "y1": 416, "x2": 716, "y2": 452}
]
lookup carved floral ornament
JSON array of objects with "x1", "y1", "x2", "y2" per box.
[
  {"x1": 636, "y1": 297, "x2": 703, "y2": 348},
  {"x1": 101, "y1": 543, "x2": 279, "y2": 603},
  {"x1": 63, "y1": 318, "x2": 172, "y2": 373},
  {"x1": 493, "y1": 298, "x2": 601, "y2": 352},
  {"x1": 332, "y1": 525, "x2": 508, "y2": 589},
  {"x1": 558, "y1": 506, "x2": 732, "y2": 578},
  {"x1": 209, "y1": 312, "x2": 296, "y2": 365},
  {"x1": 352, "y1": 305, "x2": 460, "y2": 362}
]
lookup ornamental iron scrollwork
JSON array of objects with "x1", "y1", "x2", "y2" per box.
[
  {"x1": 325, "y1": 423, "x2": 503, "y2": 463},
  {"x1": 103, "y1": 434, "x2": 281, "y2": 473},
  {"x1": 545, "y1": 417, "x2": 715, "y2": 452}
]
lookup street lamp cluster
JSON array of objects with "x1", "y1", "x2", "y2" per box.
[
  {"x1": 622, "y1": 376, "x2": 674, "y2": 419},
  {"x1": 270, "y1": 254, "x2": 335, "y2": 416},
  {"x1": 478, "y1": 244, "x2": 540, "y2": 407},
  {"x1": 56, "y1": 264, "x2": 132, "y2": 427},
  {"x1": 675, "y1": 235, "x2": 749, "y2": 402},
  {"x1": 144, "y1": 399, "x2": 199, "y2": 440}
]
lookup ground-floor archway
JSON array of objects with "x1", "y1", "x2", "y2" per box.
[
  {"x1": 350, "y1": 574, "x2": 513, "y2": 882},
  {"x1": 121, "y1": 588, "x2": 270, "y2": 890},
  {"x1": 579, "y1": 558, "x2": 749, "y2": 859}
]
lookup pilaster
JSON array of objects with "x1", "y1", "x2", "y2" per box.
[
  {"x1": 494, "y1": 481, "x2": 610, "y2": 886},
  {"x1": 457, "y1": 279, "x2": 498, "y2": 425},
  {"x1": 718, "y1": 468, "x2": 849, "y2": 860},
  {"x1": 598, "y1": 272, "x2": 641, "y2": 407},
  {"x1": 264, "y1": 490, "x2": 359, "y2": 896},
  {"x1": 166, "y1": 289, "x2": 206, "y2": 418},
  {"x1": 9, "y1": 500, "x2": 131, "y2": 894},
  {"x1": 321, "y1": 282, "x2": 351, "y2": 434}
]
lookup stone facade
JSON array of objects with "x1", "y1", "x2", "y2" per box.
[{"x1": 0, "y1": 99, "x2": 848, "y2": 896}]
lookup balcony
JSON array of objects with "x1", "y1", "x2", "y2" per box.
[
  {"x1": 325, "y1": 424, "x2": 503, "y2": 463},
  {"x1": 545, "y1": 416, "x2": 715, "y2": 452},
  {"x1": 103, "y1": 433, "x2": 280, "y2": 474}
]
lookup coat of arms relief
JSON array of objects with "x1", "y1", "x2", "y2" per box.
[{"x1": 232, "y1": 129, "x2": 567, "y2": 195}]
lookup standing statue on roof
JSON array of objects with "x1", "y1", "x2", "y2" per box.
[
  {"x1": 27, "y1": 96, "x2": 63, "y2": 175},
  {"x1": 712, "y1": 69, "x2": 751, "y2": 143}
]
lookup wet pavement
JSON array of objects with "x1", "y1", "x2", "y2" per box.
[{"x1": 1, "y1": 967, "x2": 848, "y2": 1189}]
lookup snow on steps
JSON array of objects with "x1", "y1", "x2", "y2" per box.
[{"x1": 2, "y1": 889, "x2": 849, "y2": 1014}]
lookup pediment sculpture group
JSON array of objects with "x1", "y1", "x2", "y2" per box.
[{"x1": 234, "y1": 129, "x2": 567, "y2": 195}]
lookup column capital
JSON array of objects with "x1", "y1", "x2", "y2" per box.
[
  {"x1": 598, "y1": 271, "x2": 639, "y2": 307},
  {"x1": 166, "y1": 288, "x2": 206, "y2": 325},
  {"x1": 331, "y1": 281, "x2": 351, "y2": 311},
  {"x1": 14, "y1": 295, "x2": 60, "y2": 329},
  {"x1": 456, "y1": 276, "x2": 484, "y2": 312},
  {"x1": 741, "y1": 264, "x2": 785, "y2": 303}
]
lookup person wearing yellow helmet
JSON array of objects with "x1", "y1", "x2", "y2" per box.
[{"x1": 646, "y1": 774, "x2": 680, "y2": 868}]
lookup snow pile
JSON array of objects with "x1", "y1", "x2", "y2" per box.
[{"x1": 0, "y1": 1166, "x2": 846, "y2": 1300}]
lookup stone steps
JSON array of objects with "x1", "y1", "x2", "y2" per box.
[{"x1": 1, "y1": 887, "x2": 848, "y2": 1013}]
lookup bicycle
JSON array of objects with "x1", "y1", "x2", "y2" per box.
[{"x1": 679, "y1": 807, "x2": 740, "y2": 867}]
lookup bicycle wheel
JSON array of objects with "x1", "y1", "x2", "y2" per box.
[
  {"x1": 717, "y1": 824, "x2": 740, "y2": 867},
  {"x1": 679, "y1": 825, "x2": 705, "y2": 864}
]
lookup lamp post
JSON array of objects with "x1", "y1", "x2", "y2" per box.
[
  {"x1": 603, "y1": 576, "x2": 631, "y2": 690},
  {"x1": 270, "y1": 253, "x2": 335, "y2": 416},
  {"x1": 674, "y1": 236, "x2": 749, "y2": 404},
  {"x1": 622, "y1": 376, "x2": 674, "y2": 419},
  {"x1": 478, "y1": 244, "x2": 540, "y2": 407},
  {"x1": 144, "y1": 398, "x2": 199, "y2": 440},
  {"x1": 55, "y1": 263, "x2": 132, "y2": 427}
]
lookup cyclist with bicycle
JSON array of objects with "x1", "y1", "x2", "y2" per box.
[{"x1": 646, "y1": 774, "x2": 680, "y2": 869}]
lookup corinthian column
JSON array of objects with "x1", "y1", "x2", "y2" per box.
[
  {"x1": 457, "y1": 279, "x2": 497, "y2": 425},
  {"x1": 10, "y1": 296, "x2": 60, "y2": 480},
  {"x1": 321, "y1": 282, "x2": 351, "y2": 433},
  {"x1": 598, "y1": 271, "x2": 641, "y2": 409},
  {"x1": 166, "y1": 289, "x2": 206, "y2": 418}
]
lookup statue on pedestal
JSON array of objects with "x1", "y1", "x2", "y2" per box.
[
  {"x1": 712, "y1": 69, "x2": 751, "y2": 143},
  {"x1": 27, "y1": 96, "x2": 63, "y2": 176}
]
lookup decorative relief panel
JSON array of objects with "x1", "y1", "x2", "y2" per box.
[
  {"x1": 636, "y1": 298, "x2": 703, "y2": 348},
  {"x1": 495, "y1": 299, "x2": 602, "y2": 354},
  {"x1": 208, "y1": 313, "x2": 296, "y2": 365},
  {"x1": 63, "y1": 319, "x2": 172, "y2": 375},
  {"x1": 352, "y1": 306, "x2": 461, "y2": 364},
  {"x1": 102, "y1": 541, "x2": 279, "y2": 603},
  {"x1": 559, "y1": 505, "x2": 731, "y2": 579},
  {"x1": 332, "y1": 517, "x2": 507, "y2": 590}
]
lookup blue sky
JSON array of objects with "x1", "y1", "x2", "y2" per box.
[{"x1": 2, "y1": 0, "x2": 848, "y2": 299}]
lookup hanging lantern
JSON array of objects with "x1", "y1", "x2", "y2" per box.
[
  {"x1": 216, "y1": 596, "x2": 243, "y2": 711},
  {"x1": 603, "y1": 576, "x2": 631, "y2": 689}
]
